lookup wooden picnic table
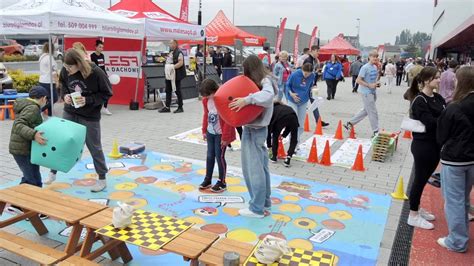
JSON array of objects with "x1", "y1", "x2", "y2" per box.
[
  {"x1": 80, "y1": 208, "x2": 220, "y2": 265},
  {"x1": 0, "y1": 184, "x2": 107, "y2": 255},
  {"x1": 199, "y1": 238, "x2": 254, "y2": 266}
]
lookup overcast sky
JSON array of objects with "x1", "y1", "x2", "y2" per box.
[{"x1": 2, "y1": 0, "x2": 434, "y2": 46}]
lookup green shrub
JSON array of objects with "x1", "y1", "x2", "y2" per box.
[
  {"x1": 9, "y1": 69, "x2": 39, "y2": 93},
  {"x1": 2, "y1": 55, "x2": 39, "y2": 62}
]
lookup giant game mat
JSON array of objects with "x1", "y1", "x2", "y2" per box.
[{"x1": 0, "y1": 152, "x2": 391, "y2": 265}]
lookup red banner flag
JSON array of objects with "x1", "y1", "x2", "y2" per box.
[
  {"x1": 309, "y1": 26, "x2": 318, "y2": 48},
  {"x1": 293, "y1": 24, "x2": 300, "y2": 63},
  {"x1": 275, "y1": 17, "x2": 287, "y2": 54},
  {"x1": 179, "y1": 0, "x2": 189, "y2": 22}
]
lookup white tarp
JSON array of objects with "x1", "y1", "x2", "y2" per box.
[{"x1": 0, "y1": 0, "x2": 144, "y2": 39}]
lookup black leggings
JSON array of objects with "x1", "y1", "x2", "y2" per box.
[
  {"x1": 409, "y1": 139, "x2": 440, "y2": 211},
  {"x1": 326, "y1": 79, "x2": 338, "y2": 99}
]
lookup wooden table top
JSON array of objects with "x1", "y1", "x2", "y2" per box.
[
  {"x1": 0, "y1": 184, "x2": 107, "y2": 224},
  {"x1": 81, "y1": 208, "x2": 220, "y2": 259},
  {"x1": 198, "y1": 238, "x2": 254, "y2": 266}
]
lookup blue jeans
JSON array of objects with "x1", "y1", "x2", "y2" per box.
[
  {"x1": 286, "y1": 100, "x2": 308, "y2": 142},
  {"x1": 309, "y1": 97, "x2": 321, "y2": 123},
  {"x1": 205, "y1": 132, "x2": 227, "y2": 183},
  {"x1": 441, "y1": 164, "x2": 474, "y2": 252},
  {"x1": 276, "y1": 84, "x2": 285, "y2": 102},
  {"x1": 241, "y1": 127, "x2": 271, "y2": 215},
  {"x1": 13, "y1": 154, "x2": 42, "y2": 187}
]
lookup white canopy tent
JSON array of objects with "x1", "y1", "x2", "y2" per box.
[{"x1": 0, "y1": 0, "x2": 145, "y2": 114}]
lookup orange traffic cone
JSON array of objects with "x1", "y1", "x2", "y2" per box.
[
  {"x1": 277, "y1": 136, "x2": 287, "y2": 159},
  {"x1": 304, "y1": 114, "x2": 310, "y2": 132},
  {"x1": 319, "y1": 140, "x2": 332, "y2": 166},
  {"x1": 403, "y1": 130, "x2": 412, "y2": 139},
  {"x1": 334, "y1": 120, "x2": 344, "y2": 140},
  {"x1": 349, "y1": 125, "x2": 356, "y2": 139},
  {"x1": 306, "y1": 138, "x2": 319, "y2": 164},
  {"x1": 351, "y1": 144, "x2": 365, "y2": 171},
  {"x1": 314, "y1": 117, "x2": 323, "y2": 135}
]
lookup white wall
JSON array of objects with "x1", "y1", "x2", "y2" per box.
[{"x1": 430, "y1": 0, "x2": 474, "y2": 54}]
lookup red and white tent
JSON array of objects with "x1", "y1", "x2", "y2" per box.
[
  {"x1": 203, "y1": 10, "x2": 266, "y2": 46},
  {"x1": 109, "y1": 0, "x2": 204, "y2": 40},
  {"x1": 319, "y1": 34, "x2": 360, "y2": 56}
]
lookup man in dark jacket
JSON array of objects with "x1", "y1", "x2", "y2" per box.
[
  {"x1": 267, "y1": 102, "x2": 299, "y2": 167},
  {"x1": 212, "y1": 47, "x2": 224, "y2": 77},
  {"x1": 349, "y1": 56, "x2": 363, "y2": 92},
  {"x1": 223, "y1": 47, "x2": 233, "y2": 68},
  {"x1": 396, "y1": 59, "x2": 405, "y2": 86},
  {"x1": 159, "y1": 40, "x2": 187, "y2": 113}
]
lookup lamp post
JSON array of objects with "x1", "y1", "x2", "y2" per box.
[
  {"x1": 356, "y1": 18, "x2": 361, "y2": 48},
  {"x1": 232, "y1": 0, "x2": 235, "y2": 24}
]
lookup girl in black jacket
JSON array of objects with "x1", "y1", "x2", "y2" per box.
[
  {"x1": 406, "y1": 67, "x2": 445, "y2": 230},
  {"x1": 436, "y1": 66, "x2": 474, "y2": 252}
]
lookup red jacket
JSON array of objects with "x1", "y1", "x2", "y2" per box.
[{"x1": 202, "y1": 97, "x2": 236, "y2": 143}]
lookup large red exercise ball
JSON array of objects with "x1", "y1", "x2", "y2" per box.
[{"x1": 214, "y1": 75, "x2": 264, "y2": 127}]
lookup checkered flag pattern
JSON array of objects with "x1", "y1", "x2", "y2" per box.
[
  {"x1": 96, "y1": 209, "x2": 194, "y2": 250},
  {"x1": 244, "y1": 245, "x2": 335, "y2": 266}
]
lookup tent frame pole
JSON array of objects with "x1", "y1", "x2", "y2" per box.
[
  {"x1": 134, "y1": 38, "x2": 145, "y2": 104},
  {"x1": 48, "y1": 34, "x2": 55, "y2": 117}
]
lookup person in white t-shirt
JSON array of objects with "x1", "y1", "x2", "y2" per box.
[
  {"x1": 38, "y1": 42, "x2": 58, "y2": 116},
  {"x1": 384, "y1": 58, "x2": 396, "y2": 94}
]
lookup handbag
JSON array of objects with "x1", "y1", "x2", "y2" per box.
[{"x1": 400, "y1": 95, "x2": 427, "y2": 133}]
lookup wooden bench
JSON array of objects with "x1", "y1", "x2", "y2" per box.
[
  {"x1": 0, "y1": 230, "x2": 67, "y2": 266},
  {"x1": 57, "y1": 256, "x2": 100, "y2": 266},
  {"x1": 80, "y1": 208, "x2": 220, "y2": 265},
  {"x1": 198, "y1": 238, "x2": 254, "y2": 266}
]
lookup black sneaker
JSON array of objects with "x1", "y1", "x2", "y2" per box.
[
  {"x1": 431, "y1": 173, "x2": 441, "y2": 180},
  {"x1": 326, "y1": 97, "x2": 331, "y2": 100},
  {"x1": 199, "y1": 179, "x2": 212, "y2": 189},
  {"x1": 158, "y1": 107, "x2": 171, "y2": 113},
  {"x1": 283, "y1": 156, "x2": 291, "y2": 167},
  {"x1": 211, "y1": 181, "x2": 227, "y2": 193},
  {"x1": 7, "y1": 205, "x2": 23, "y2": 214},
  {"x1": 270, "y1": 156, "x2": 277, "y2": 163},
  {"x1": 428, "y1": 177, "x2": 441, "y2": 188},
  {"x1": 372, "y1": 131, "x2": 379, "y2": 138},
  {"x1": 343, "y1": 122, "x2": 353, "y2": 131},
  {"x1": 322, "y1": 121, "x2": 330, "y2": 127},
  {"x1": 39, "y1": 214, "x2": 49, "y2": 220},
  {"x1": 173, "y1": 107, "x2": 184, "y2": 113}
]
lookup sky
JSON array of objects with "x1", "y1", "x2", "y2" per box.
[{"x1": 2, "y1": 0, "x2": 434, "y2": 46}]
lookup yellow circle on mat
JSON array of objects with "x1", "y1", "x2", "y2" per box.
[
  {"x1": 288, "y1": 239, "x2": 314, "y2": 251},
  {"x1": 114, "y1": 182, "x2": 138, "y2": 191},
  {"x1": 227, "y1": 186, "x2": 248, "y2": 193},
  {"x1": 152, "y1": 164, "x2": 174, "y2": 171},
  {"x1": 283, "y1": 195, "x2": 300, "y2": 202},
  {"x1": 226, "y1": 177, "x2": 241, "y2": 185},
  {"x1": 184, "y1": 216, "x2": 206, "y2": 225},
  {"x1": 172, "y1": 184, "x2": 196, "y2": 192},
  {"x1": 223, "y1": 207, "x2": 240, "y2": 217},
  {"x1": 84, "y1": 173, "x2": 98, "y2": 179},
  {"x1": 123, "y1": 198, "x2": 148, "y2": 209},
  {"x1": 46, "y1": 182, "x2": 71, "y2": 191},
  {"x1": 109, "y1": 169, "x2": 129, "y2": 176},
  {"x1": 271, "y1": 213, "x2": 292, "y2": 223},
  {"x1": 279, "y1": 203, "x2": 302, "y2": 213},
  {"x1": 195, "y1": 168, "x2": 207, "y2": 176},
  {"x1": 306, "y1": 205, "x2": 329, "y2": 214},
  {"x1": 108, "y1": 191, "x2": 135, "y2": 200},
  {"x1": 226, "y1": 229, "x2": 257, "y2": 243},
  {"x1": 154, "y1": 180, "x2": 175, "y2": 189},
  {"x1": 293, "y1": 217, "x2": 317, "y2": 229},
  {"x1": 329, "y1": 210, "x2": 353, "y2": 220}
]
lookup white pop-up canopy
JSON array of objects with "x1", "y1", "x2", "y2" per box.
[{"x1": 0, "y1": 0, "x2": 144, "y2": 39}]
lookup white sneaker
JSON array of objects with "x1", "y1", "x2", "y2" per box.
[
  {"x1": 419, "y1": 208, "x2": 435, "y2": 221},
  {"x1": 43, "y1": 172, "x2": 56, "y2": 185},
  {"x1": 407, "y1": 214, "x2": 434, "y2": 230},
  {"x1": 102, "y1": 107, "x2": 112, "y2": 115},
  {"x1": 91, "y1": 180, "x2": 107, "y2": 193},
  {"x1": 239, "y1": 208, "x2": 264, "y2": 218}
]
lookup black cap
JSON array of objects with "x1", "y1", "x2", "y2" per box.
[{"x1": 29, "y1": 86, "x2": 49, "y2": 98}]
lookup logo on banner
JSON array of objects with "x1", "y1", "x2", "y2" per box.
[
  {"x1": 207, "y1": 36, "x2": 218, "y2": 43},
  {"x1": 200, "y1": 30, "x2": 205, "y2": 37},
  {"x1": 244, "y1": 38, "x2": 259, "y2": 45},
  {"x1": 144, "y1": 12, "x2": 176, "y2": 20},
  {"x1": 105, "y1": 51, "x2": 142, "y2": 78},
  {"x1": 113, "y1": 10, "x2": 139, "y2": 18}
]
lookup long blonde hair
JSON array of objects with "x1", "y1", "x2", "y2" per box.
[
  {"x1": 64, "y1": 48, "x2": 92, "y2": 79},
  {"x1": 72, "y1": 42, "x2": 89, "y2": 60}
]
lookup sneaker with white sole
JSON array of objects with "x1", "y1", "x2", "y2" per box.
[
  {"x1": 102, "y1": 107, "x2": 112, "y2": 115},
  {"x1": 7, "y1": 205, "x2": 23, "y2": 214},
  {"x1": 239, "y1": 208, "x2": 264, "y2": 218},
  {"x1": 419, "y1": 208, "x2": 435, "y2": 221},
  {"x1": 407, "y1": 214, "x2": 434, "y2": 230},
  {"x1": 43, "y1": 172, "x2": 56, "y2": 185},
  {"x1": 91, "y1": 180, "x2": 107, "y2": 193}
]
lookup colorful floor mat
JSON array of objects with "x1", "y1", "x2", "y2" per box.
[
  {"x1": 293, "y1": 135, "x2": 338, "y2": 162},
  {"x1": 0, "y1": 152, "x2": 391, "y2": 265},
  {"x1": 331, "y1": 139, "x2": 372, "y2": 168}
]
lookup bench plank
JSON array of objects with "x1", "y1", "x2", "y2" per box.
[
  {"x1": 58, "y1": 256, "x2": 100, "y2": 266},
  {"x1": 199, "y1": 238, "x2": 254, "y2": 266}
]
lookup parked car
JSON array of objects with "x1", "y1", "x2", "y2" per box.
[
  {"x1": 0, "y1": 63, "x2": 13, "y2": 91},
  {"x1": 0, "y1": 39, "x2": 23, "y2": 56},
  {"x1": 24, "y1": 44, "x2": 44, "y2": 57}
]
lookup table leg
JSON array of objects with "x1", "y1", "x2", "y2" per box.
[
  {"x1": 29, "y1": 214, "x2": 48, "y2": 235},
  {"x1": 0, "y1": 202, "x2": 5, "y2": 216},
  {"x1": 65, "y1": 224, "x2": 84, "y2": 255},
  {"x1": 116, "y1": 242, "x2": 133, "y2": 263},
  {"x1": 98, "y1": 235, "x2": 120, "y2": 260},
  {"x1": 80, "y1": 228, "x2": 96, "y2": 257}
]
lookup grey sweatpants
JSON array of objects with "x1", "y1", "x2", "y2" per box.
[
  {"x1": 63, "y1": 111, "x2": 108, "y2": 179},
  {"x1": 349, "y1": 93, "x2": 379, "y2": 133}
]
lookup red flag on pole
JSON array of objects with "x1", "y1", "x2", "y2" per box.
[
  {"x1": 179, "y1": 0, "x2": 189, "y2": 22},
  {"x1": 275, "y1": 17, "x2": 287, "y2": 54},
  {"x1": 309, "y1": 26, "x2": 318, "y2": 48},
  {"x1": 293, "y1": 24, "x2": 300, "y2": 63}
]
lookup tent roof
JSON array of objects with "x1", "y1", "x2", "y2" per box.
[
  {"x1": 0, "y1": 0, "x2": 143, "y2": 39},
  {"x1": 110, "y1": 0, "x2": 187, "y2": 23},
  {"x1": 205, "y1": 10, "x2": 266, "y2": 46},
  {"x1": 320, "y1": 34, "x2": 360, "y2": 55}
]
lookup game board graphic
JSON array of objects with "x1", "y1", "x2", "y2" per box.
[
  {"x1": 331, "y1": 139, "x2": 373, "y2": 168},
  {"x1": 292, "y1": 135, "x2": 338, "y2": 161}
]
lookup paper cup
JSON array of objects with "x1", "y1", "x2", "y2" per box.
[{"x1": 70, "y1": 92, "x2": 83, "y2": 108}]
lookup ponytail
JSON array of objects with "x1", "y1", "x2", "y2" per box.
[{"x1": 407, "y1": 75, "x2": 419, "y2": 101}]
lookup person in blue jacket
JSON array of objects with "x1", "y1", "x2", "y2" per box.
[
  {"x1": 285, "y1": 63, "x2": 314, "y2": 142},
  {"x1": 323, "y1": 54, "x2": 343, "y2": 100}
]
